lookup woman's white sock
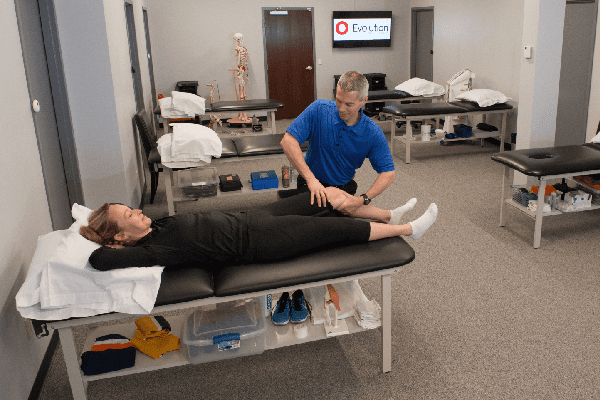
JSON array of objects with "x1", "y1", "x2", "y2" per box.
[
  {"x1": 409, "y1": 203, "x2": 438, "y2": 239},
  {"x1": 389, "y1": 198, "x2": 417, "y2": 225}
]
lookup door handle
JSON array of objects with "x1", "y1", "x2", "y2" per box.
[
  {"x1": 430, "y1": 50, "x2": 433, "y2": 55},
  {"x1": 306, "y1": 66, "x2": 313, "y2": 70}
]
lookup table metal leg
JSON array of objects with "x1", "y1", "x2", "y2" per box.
[
  {"x1": 500, "y1": 165, "x2": 511, "y2": 227},
  {"x1": 390, "y1": 116, "x2": 396, "y2": 156},
  {"x1": 164, "y1": 167, "x2": 176, "y2": 216},
  {"x1": 163, "y1": 118, "x2": 169, "y2": 138},
  {"x1": 500, "y1": 113, "x2": 507, "y2": 151},
  {"x1": 533, "y1": 179, "x2": 546, "y2": 248},
  {"x1": 59, "y1": 328, "x2": 88, "y2": 400},
  {"x1": 269, "y1": 111, "x2": 276, "y2": 136},
  {"x1": 405, "y1": 119, "x2": 412, "y2": 164},
  {"x1": 381, "y1": 273, "x2": 392, "y2": 373}
]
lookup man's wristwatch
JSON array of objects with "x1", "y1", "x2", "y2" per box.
[{"x1": 360, "y1": 194, "x2": 371, "y2": 205}]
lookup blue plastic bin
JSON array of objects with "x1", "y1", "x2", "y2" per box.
[{"x1": 250, "y1": 170, "x2": 279, "y2": 190}]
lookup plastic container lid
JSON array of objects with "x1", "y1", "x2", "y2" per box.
[
  {"x1": 178, "y1": 167, "x2": 218, "y2": 189},
  {"x1": 183, "y1": 299, "x2": 265, "y2": 346}
]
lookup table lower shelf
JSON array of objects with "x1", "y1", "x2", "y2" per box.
[
  {"x1": 80, "y1": 302, "x2": 368, "y2": 383},
  {"x1": 505, "y1": 199, "x2": 600, "y2": 219},
  {"x1": 170, "y1": 175, "x2": 297, "y2": 203},
  {"x1": 393, "y1": 129, "x2": 500, "y2": 144}
]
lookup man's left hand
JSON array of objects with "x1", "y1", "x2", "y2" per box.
[{"x1": 336, "y1": 195, "x2": 364, "y2": 215}]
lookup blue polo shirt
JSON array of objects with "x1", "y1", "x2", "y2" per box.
[{"x1": 287, "y1": 99, "x2": 395, "y2": 186}]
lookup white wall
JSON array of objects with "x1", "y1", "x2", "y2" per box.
[
  {"x1": 409, "y1": 0, "x2": 524, "y2": 135},
  {"x1": 53, "y1": 0, "x2": 142, "y2": 209},
  {"x1": 0, "y1": 1, "x2": 54, "y2": 398},
  {"x1": 145, "y1": 0, "x2": 411, "y2": 106},
  {"x1": 103, "y1": 0, "x2": 146, "y2": 207}
]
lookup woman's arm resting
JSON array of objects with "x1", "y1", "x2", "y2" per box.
[{"x1": 89, "y1": 246, "x2": 158, "y2": 271}]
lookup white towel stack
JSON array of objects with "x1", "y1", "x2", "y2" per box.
[
  {"x1": 159, "y1": 91, "x2": 206, "y2": 118},
  {"x1": 157, "y1": 123, "x2": 222, "y2": 168},
  {"x1": 353, "y1": 299, "x2": 381, "y2": 329}
]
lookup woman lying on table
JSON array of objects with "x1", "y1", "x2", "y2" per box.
[{"x1": 80, "y1": 187, "x2": 438, "y2": 271}]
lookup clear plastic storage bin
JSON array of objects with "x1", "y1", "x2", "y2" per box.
[
  {"x1": 178, "y1": 167, "x2": 218, "y2": 198},
  {"x1": 183, "y1": 298, "x2": 266, "y2": 364}
]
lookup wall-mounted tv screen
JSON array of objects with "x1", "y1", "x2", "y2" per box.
[{"x1": 333, "y1": 11, "x2": 392, "y2": 48}]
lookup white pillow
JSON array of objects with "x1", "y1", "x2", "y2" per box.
[
  {"x1": 589, "y1": 131, "x2": 600, "y2": 143},
  {"x1": 69, "y1": 203, "x2": 93, "y2": 233},
  {"x1": 455, "y1": 89, "x2": 511, "y2": 107},
  {"x1": 49, "y1": 230, "x2": 101, "y2": 272},
  {"x1": 395, "y1": 78, "x2": 445, "y2": 96}
]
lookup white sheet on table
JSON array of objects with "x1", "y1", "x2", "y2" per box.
[{"x1": 16, "y1": 229, "x2": 164, "y2": 321}]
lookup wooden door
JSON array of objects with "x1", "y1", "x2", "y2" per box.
[{"x1": 264, "y1": 8, "x2": 315, "y2": 120}]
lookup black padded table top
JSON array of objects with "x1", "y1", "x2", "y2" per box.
[
  {"x1": 220, "y1": 138, "x2": 237, "y2": 158},
  {"x1": 231, "y1": 134, "x2": 308, "y2": 156},
  {"x1": 154, "y1": 263, "x2": 214, "y2": 306},
  {"x1": 491, "y1": 145, "x2": 600, "y2": 177},
  {"x1": 382, "y1": 102, "x2": 468, "y2": 116},
  {"x1": 154, "y1": 99, "x2": 283, "y2": 115},
  {"x1": 449, "y1": 100, "x2": 513, "y2": 112},
  {"x1": 584, "y1": 143, "x2": 600, "y2": 152},
  {"x1": 367, "y1": 90, "x2": 411, "y2": 101},
  {"x1": 212, "y1": 237, "x2": 415, "y2": 296},
  {"x1": 211, "y1": 99, "x2": 284, "y2": 111},
  {"x1": 232, "y1": 134, "x2": 285, "y2": 156}
]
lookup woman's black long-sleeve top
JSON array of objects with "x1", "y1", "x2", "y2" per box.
[{"x1": 89, "y1": 212, "x2": 248, "y2": 271}]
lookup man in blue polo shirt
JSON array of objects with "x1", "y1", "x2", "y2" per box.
[{"x1": 280, "y1": 71, "x2": 395, "y2": 215}]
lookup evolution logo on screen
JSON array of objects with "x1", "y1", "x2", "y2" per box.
[{"x1": 333, "y1": 18, "x2": 391, "y2": 41}]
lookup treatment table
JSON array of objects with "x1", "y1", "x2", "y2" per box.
[
  {"x1": 145, "y1": 103, "x2": 300, "y2": 216},
  {"x1": 382, "y1": 101, "x2": 513, "y2": 163},
  {"x1": 491, "y1": 143, "x2": 600, "y2": 248},
  {"x1": 160, "y1": 133, "x2": 308, "y2": 216},
  {"x1": 32, "y1": 234, "x2": 415, "y2": 400},
  {"x1": 157, "y1": 99, "x2": 284, "y2": 137}
]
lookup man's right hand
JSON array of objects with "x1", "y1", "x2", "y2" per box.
[{"x1": 307, "y1": 178, "x2": 328, "y2": 207}]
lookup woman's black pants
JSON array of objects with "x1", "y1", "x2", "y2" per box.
[{"x1": 244, "y1": 191, "x2": 371, "y2": 261}]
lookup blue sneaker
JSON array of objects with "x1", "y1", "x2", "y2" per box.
[
  {"x1": 291, "y1": 290, "x2": 310, "y2": 324},
  {"x1": 271, "y1": 292, "x2": 291, "y2": 325}
]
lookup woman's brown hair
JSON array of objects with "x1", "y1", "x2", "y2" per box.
[{"x1": 79, "y1": 203, "x2": 122, "y2": 246}]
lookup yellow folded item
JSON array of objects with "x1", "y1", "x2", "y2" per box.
[
  {"x1": 130, "y1": 334, "x2": 180, "y2": 359},
  {"x1": 134, "y1": 328, "x2": 168, "y2": 341},
  {"x1": 135, "y1": 316, "x2": 171, "y2": 340}
]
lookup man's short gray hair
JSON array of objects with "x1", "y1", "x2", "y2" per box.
[{"x1": 337, "y1": 71, "x2": 369, "y2": 100}]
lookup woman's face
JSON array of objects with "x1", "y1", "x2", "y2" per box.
[{"x1": 108, "y1": 204, "x2": 152, "y2": 242}]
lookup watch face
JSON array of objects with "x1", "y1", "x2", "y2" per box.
[{"x1": 362, "y1": 194, "x2": 370, "y2": 205}]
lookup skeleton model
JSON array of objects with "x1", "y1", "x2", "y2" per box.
[
  {"x1": 228, "y1": 33, "x2": 251, "y2": 124},
  {"x1": 206, "y1": 81, "x2": 220, "y2": 104},
  {"x1": 208, "y1": 114, "x2": 222, "y2": 131}
]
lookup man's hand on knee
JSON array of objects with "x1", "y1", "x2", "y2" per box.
[{"x1": 336, "y1": 195, "x2": 364, "y2": 215}]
